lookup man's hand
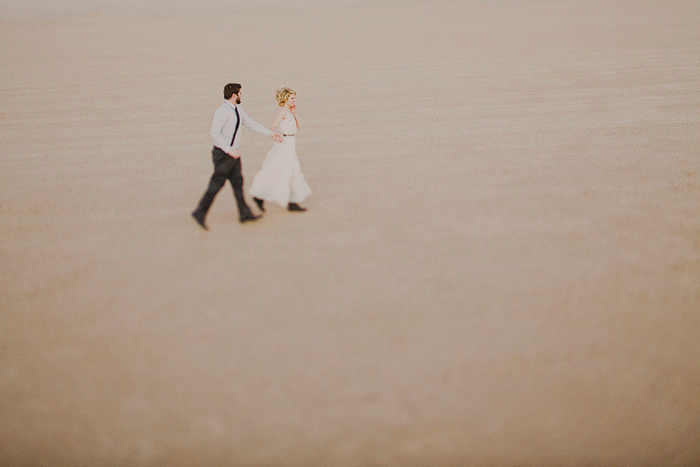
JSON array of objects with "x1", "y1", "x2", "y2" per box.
[
  {"x1": 271, "y1": 133, "x2": 283, "y2": 143},
  {"x1": 228, "y1": 148, "x2": 241, "y2": 159}
]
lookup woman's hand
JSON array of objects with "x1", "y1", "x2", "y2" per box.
[{"x1": 288, "y1": 105, "x2": 301, "y2": 129}]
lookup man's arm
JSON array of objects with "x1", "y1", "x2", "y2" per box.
[{"x1": 239, "y1": 106, "x2": 281, "y2": 141}]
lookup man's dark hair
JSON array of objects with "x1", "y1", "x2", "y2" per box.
[{"x1": 224, "y1": 83, "x2": 242, "y2": 100}]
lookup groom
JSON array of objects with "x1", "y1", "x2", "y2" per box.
[{"x1": 192, "y1": 83, "x2": 282, "y2": 229}]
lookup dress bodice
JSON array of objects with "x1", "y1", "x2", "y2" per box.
[{"x1": 278, "y1": 111, "x2": 297, "y2": 135}]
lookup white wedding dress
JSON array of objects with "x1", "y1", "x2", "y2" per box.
[{"x1": 249, "y1": 111, "x2": 311, "y2": 207}]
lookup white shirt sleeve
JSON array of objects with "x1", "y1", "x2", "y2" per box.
[
  {"x1": 238, "y1": 106, "x2": 273, "y2": 137},
  {"x1": 210, "y1": 106, "x2": 232, "y2": 153}
]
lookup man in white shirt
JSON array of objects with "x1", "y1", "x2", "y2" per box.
[{"x1": 192, "y1": 83, "x2": 282, "y2": 229}]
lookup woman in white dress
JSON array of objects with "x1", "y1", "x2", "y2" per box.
[{"x1": 250, "y1": 87, "x2": 312, "y2": 213}]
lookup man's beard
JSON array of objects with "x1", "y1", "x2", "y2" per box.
[{"x1": 236, "y1": 96, "x2": 241, "y2": 104}]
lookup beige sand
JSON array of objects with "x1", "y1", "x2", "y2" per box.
[{"x1": 1, "y1": 0, "x2": 699, "y2": 464}]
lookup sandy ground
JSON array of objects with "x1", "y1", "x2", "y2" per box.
[{"x1": 1, "y1": 0, "x2": 700, "y2": 465}]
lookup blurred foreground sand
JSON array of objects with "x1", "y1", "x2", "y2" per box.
[{"x1": 1, "y1": 0, "x2": 699, "y2": 465}]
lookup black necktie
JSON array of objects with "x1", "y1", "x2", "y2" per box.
[{"x1": 230, "y1": 106, "x2": 241, "y2": 146}]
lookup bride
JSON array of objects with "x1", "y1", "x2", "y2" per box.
[{"x1": 250, "y1": 87, "x2": 312, "y2": 213}]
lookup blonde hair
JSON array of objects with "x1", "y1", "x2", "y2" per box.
[{"x1": 275, "y1": 87, "x2": 296, "y2": 107}]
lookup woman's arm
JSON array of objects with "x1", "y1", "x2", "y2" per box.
[
  {"x1": 290, "y1": 106, "x2": 301, "y2": 129},
  {"x1": 271, "y1": 108, "x2": 286, "y2": 130}
]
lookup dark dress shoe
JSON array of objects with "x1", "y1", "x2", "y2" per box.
[
  {"x1": 240, "y1": 212, "x2": 261, "y2": 223},
  {"x1": 192, "y1": 212, "x2": 208, "y2": 230},
  {"x1": 253, "y1": 197, "x2": 265, "y2": 212},
  {"x1": 287, "y1": 203, "x2": 307, "y2": 212}
]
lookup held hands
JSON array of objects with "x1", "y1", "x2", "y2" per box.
[
  {"x1": 228, "y1": 148, "x2": 241, "y2": 159},
  {"x1": 271, "y1": 133, "x2": 283, "y2": 143}
]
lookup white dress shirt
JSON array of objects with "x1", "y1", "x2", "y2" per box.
[{"x1": 210, "y1": 101, "x2": 272, "y2": 154}]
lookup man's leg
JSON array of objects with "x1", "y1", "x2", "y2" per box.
[
  {"x1": 229, "y1": 158, "x2": 259, "y2": 222},
  {"x1": 192, "y1": 148, "x2": 231, "y2": 227}
]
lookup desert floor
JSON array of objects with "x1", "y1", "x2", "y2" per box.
[{"x1": 1, "y1": 0, "x2": 699, "y2": 465}]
